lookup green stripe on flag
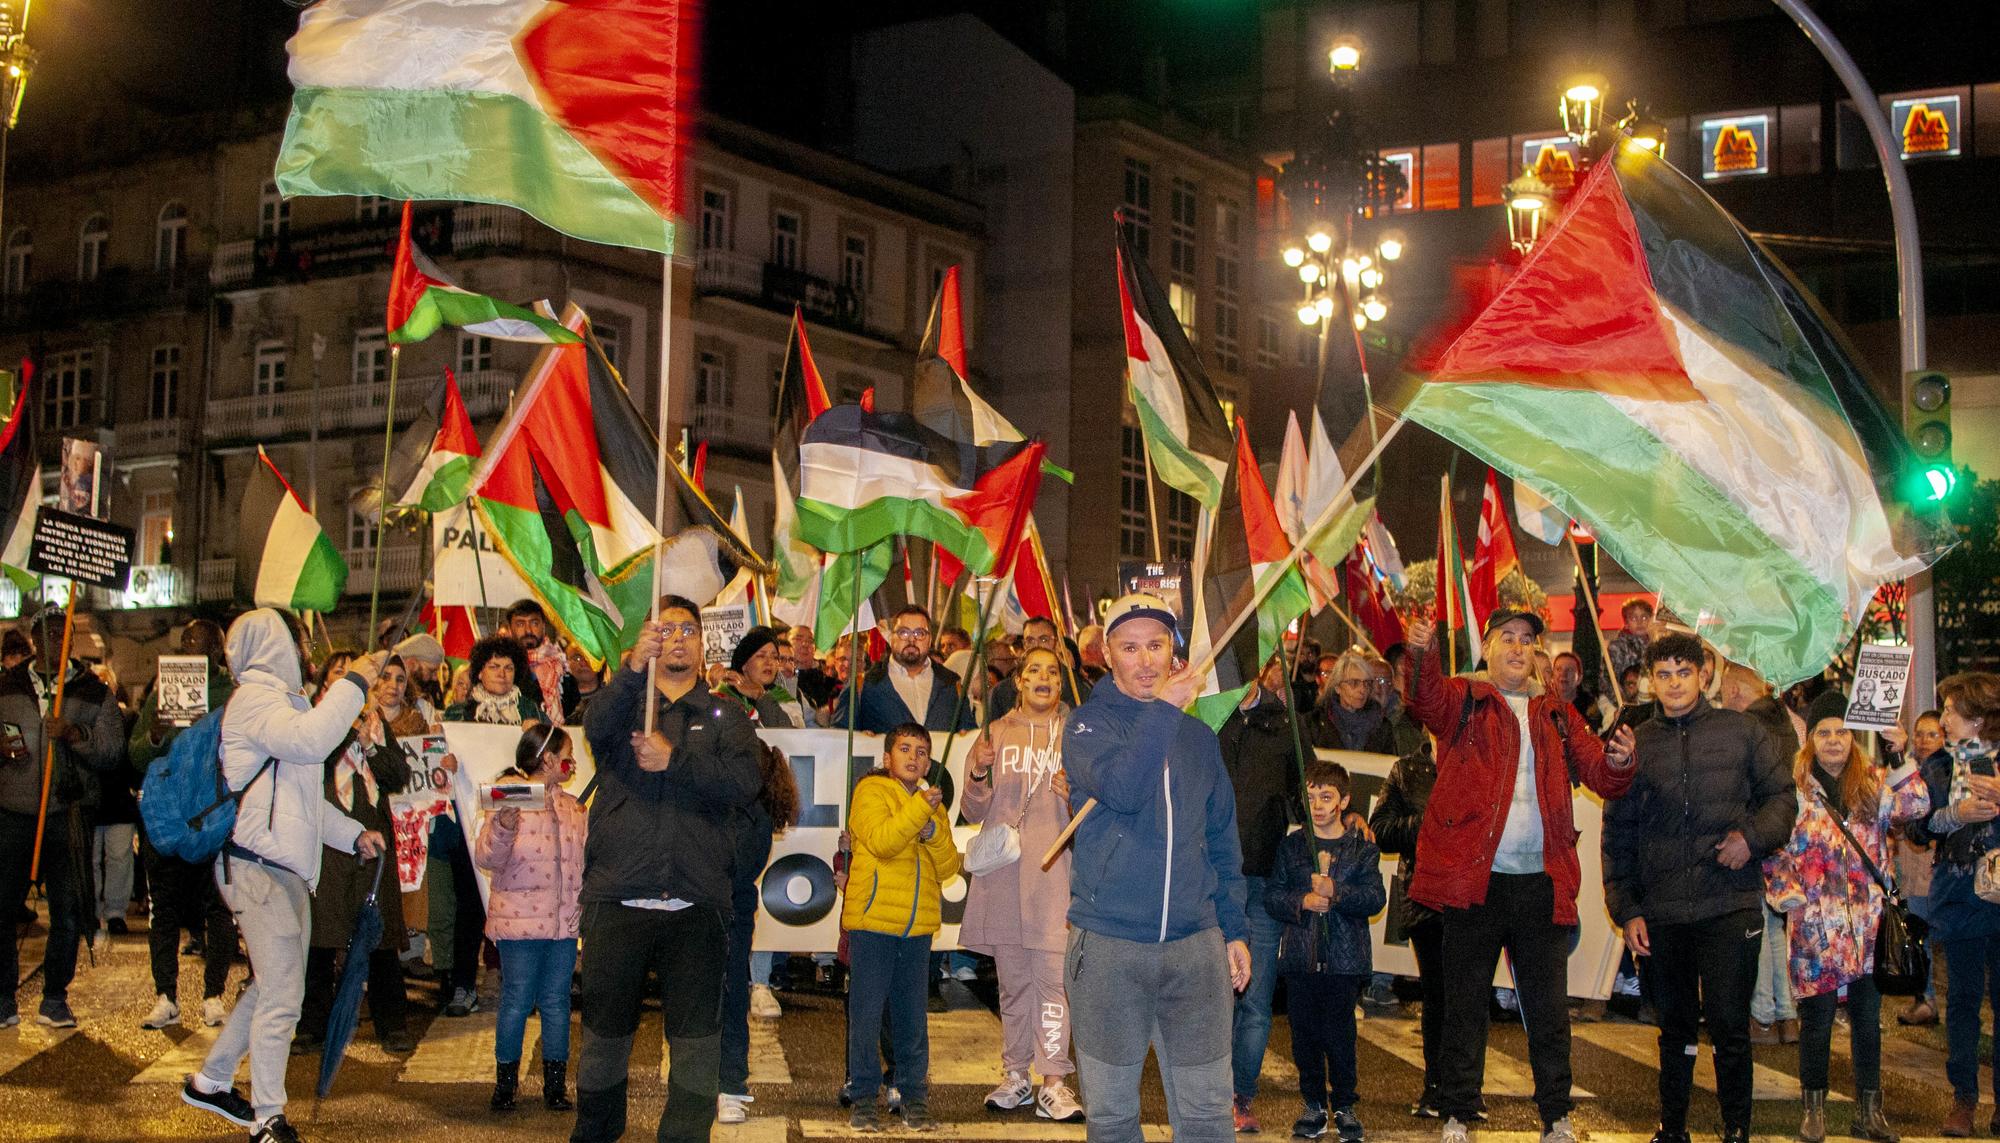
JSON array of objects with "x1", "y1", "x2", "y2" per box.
[
  {"x1": 292, "y1": 536, "x2": 349, "y2": 613},
  {"x1": 395, "y1": 286, "x2": 582, "y2": 347},
  {"x1": 794, "y1": 496, "x2": 1000, "y2": 576},
  {"x1": 814, "y1": 544, "x2": 894, "y2": 654},
  {"x1": 1130, "y1": 386, "x2": 1225, "y2": 509},
  {"x1": 416, "y1": 454, "x2": 476, "y2": 515},
  {"x1": 1404, "y1": 381, "x2": 1846, "y2": 685}
]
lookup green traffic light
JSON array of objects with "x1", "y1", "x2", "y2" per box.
[{"x1": 1922, "y1": 465, "x2": 1958, "y2": 502}]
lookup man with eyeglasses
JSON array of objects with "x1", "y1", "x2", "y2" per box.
[
  {"x1": 985, "y1": 617, "x2": 1083, "y2": 723},
  {"x1": 828, "y1": 606, "x2": 973, "y2": 735}
]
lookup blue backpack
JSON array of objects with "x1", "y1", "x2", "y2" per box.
[{"x1": 139, "y1": 709, "x2": 274, "y2": 862}]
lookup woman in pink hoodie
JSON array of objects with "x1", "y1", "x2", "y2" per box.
[{"x1": 474, "y1": 722, "x2": 586, "y2": 1114}]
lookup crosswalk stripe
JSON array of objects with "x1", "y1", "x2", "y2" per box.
[
  {"x1": 1572, "y1": 1022, "x2": 1846, "y2": 1102},
  {"x1": 927, "y1": 1006, "x2": 1007, "y2": 1086},
  {"x1": 1354, "y1": 1017, "x2": 1594, "y2": 1099},
  {"x1": 399, "y1": 1009, "x2": 499, "y2": 1083},
  {"x1": 130, "y1": 1028, "x2": 220, "y2": 1084},
  {"x1": 798, "y1": 1117, "x2": 1160, "y2": 1140},
  {"x1": 0, "y1": 1024, "x2": 76, "y2": 1079},
  {"x1": 712, "y1": 1120, "x2": 789, "y2": 1142},
  {"x1": 1877, "y1": 1028, "x2": 1987, "y2": 1092}
]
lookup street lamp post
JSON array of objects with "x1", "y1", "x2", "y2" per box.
[{"x1": 0, "y1": 0, "x2": 35, "y2": 246}]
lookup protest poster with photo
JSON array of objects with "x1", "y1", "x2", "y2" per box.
[
  {"x1": 701, "y1": 602, "x2": 752, "y2": 667},
  {"x1": 155, "y1": 656, "x2": 210, "y2": 726},
  {"x1": 58, "y1": 438, "x2": 102, "y2": 518},
  {"x1": 1119, "y1": 559, "x2": 1195, "y2": 649},
  {"x1": 1846, "y1": 643, "x2": 1916, "y2": 731}
]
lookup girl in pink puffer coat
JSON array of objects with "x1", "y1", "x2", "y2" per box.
[{"x1": 473, "y1": 723, "x2": 587, "y2": 1113}]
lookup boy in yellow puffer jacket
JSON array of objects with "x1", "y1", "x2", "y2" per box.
[{"x1": 843, "y1": 722, "x2": 962, "y2": 1132}]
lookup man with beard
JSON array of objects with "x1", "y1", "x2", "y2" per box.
[
  {"x1": 828, "y1": 606, "x2": 971, "y2": 735},
  {"x1": 507, "y1": 599, "x2": 567, "y2": 723}
]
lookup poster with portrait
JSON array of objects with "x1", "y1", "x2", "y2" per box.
[
  {"x1": 1118, "y1": 559, "x2": 1195, "y2": 650},
  {"x1": 58, "y1": 438, "x2": 101, "y2": 518},
  {"x1": 155, "y1": 656, "x2": 210, "y2": 727}
]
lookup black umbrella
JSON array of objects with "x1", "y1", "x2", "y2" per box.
[{"x1": 316, "y1": 856, "x2": 388, "y2": 1099}]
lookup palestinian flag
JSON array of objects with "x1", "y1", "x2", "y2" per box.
[
  {"x1": 913, "y1": 265, "x2": 1023, "y2": 447},
  {"x1": 1400, "y1": 141, "x2": 1952, "y2": 684},
  {"x1": 277, "y1": 0, "x2": 694, "y2": 254},
  {"x1": 0, "y1": 365, "x2": 39, "y2": 591},
  {"x1": 1469, "y1": 469, "x2": 1522, "y2": 633},
  {"x1": 380, "y1": 369, "x2": 480, "y2": 514},
  {"x1": 1116, "y1": 221, "x2": 1232, "y2": 508},
  {"x1": 772, "y1": 308, "x2": 830, "y2": 601},
  {"x1": 1190, "y1": 420, "x2": 1312, "y2": 730},
  {"x1": 1434, "y1": 475, "x2": 1480, "y2": 673},
  {"x1": 387, "y1": 202, "x2": 579, "y2": 346},
  {"x1": 814, "y1": 543, "x2": 893, "y2": 653},
  {"x1": 1342, "y1": 550, "x2": 1405, "y2": 654},
  {"x1": 471, "y1": 309, "x2": 661, "y2": 667},
  {"x1": 238, "y1": 447, "x2": 348, "y2": 612},
  {"x1": 420, "y1": 599, "x2": 479, "y2": 665},
  {"x1": 794, "y1": 403, "x2": 1045, "y2": 579}
]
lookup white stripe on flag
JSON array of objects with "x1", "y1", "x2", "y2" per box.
[
  {"x1": 254, "y1": 494, "x2": 322, "y2": 607},
  {"x1": 288, "y1": 0, "x2": 543, "y2": 100}
]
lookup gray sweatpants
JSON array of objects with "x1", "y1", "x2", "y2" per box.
[
  {"x1": 202, "y1": 860, "x2": 311, "y2": 1120},
  {"x1": 1066, "y1": 926, "x2": 1234, "y2": 1143}
]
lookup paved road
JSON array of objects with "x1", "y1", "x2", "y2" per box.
[{"x1": 0, "y1": 905, "x2": 1981, "y2": 1142}]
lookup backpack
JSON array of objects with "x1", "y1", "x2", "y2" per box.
[{"x1": 139, "y1": 709, "x2": 274, "y2": 862}]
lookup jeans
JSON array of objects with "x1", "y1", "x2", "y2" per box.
[
  {"x1": 1751, "y1": 904, "x2": 1797, "y2": 1024},
  {"x1": 571, "y1": 903, "x2": 726, "y2": 1143},
  {"x1": 202, "y1": 859, "x2": 310, "y2": 1121},
  {"x1": 142, "y1": 833, "x2": 237, "y2": 1000},
  {"x1": 1068, "y1": 926, "x2": 1235, "y2": 1143},
  {"x1": 1230, "y1": 874, "x2": 1286, "y2": 1100},
  {"x1": 1410, "y1": 915, "x2": 1445, "y2": 1101},
  {"x1": 91, "y1": 822, "x2": 135, "y2": 924},
  {"x1": 0, "y1": 807, "x2": 82, "y2": 1007},
  {"x1": 1437, "y1": 872, "x2": 1576, "y2": 1129},
  {"x1": 1799, "y1": 974, "x2": 1881, "y2": 1092},
  {"x1": 1942, "y1": 934, "x2": 2000, "y2": 1101},
  {"x1": 750, "y1": 951, "x2": 774, "y2": 986},
  {"x1": 1289, "y1": 973, "x2": 1364, "y2": 1109},
  {"x1": 1648, "y1": 908, "x2": 1761, "y2": 1131},
  {"x1": 846, "y1": 930, "x2": 933, "y2": 1105},
  {"x1": 720, "y1": 827, "x2": 772, "y2": 1096},
  {"x1": 495, "y1": 938, "x2": 578, "y2": 1064}
]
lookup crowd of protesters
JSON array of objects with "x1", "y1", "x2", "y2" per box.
[{"x1": 4, "y1": 585, "x2": 1997, "y2": 1143}]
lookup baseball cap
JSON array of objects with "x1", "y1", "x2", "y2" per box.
[
  {"x1": 1482, "y1": 607, "x2": 1546, "y2": 639},
  {"x1": 1104, "y1": 593, "x2": 1181, "y2": 642}
]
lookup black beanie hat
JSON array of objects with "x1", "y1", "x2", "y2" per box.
[
  {"x1": 730, "y1": 625, "x2": 781, "y2": 674},
  {"x1": 1804, "y1": 689, "x2": 1849, "y2": 734}
]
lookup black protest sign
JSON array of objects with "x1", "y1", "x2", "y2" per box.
[{"x1": 27, "y1": 509, "x2": 134, "y2": 589}]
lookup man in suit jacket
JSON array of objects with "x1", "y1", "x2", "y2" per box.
[{"x1": 829, "y1": 606, "x2": 972, "y2": 734}]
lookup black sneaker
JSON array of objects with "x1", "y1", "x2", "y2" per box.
[
  {"x1": 180, "y1": 1074, "x2": 256, "y2": 1127},
  {"x1": 35, "y1": 997, "x2": 76, "y2": 1028},
  {"x1": 1650, "y1": 1131, "x2": 1692, "y2": 1143},
  {"x1": 252, "y1": 1114, "x2": 304, "y2": 1142},
  {"x1": 900, "y1": 1101, "x2": 936, "y2": 1132},
  {"x1": 1411, "y1": 1094, "x2": 1441, "y2": 1119},
  {"x1": 1293, "y1": 1104, "x2": 1329, "y2": 1139},
  {"x1": 1333, "y1": 1107, "x2": 1365, "y2": 1143},
  {"x1": 106, "y1": 918, "x2": 129, "y2": 935},
  {"x1": 848, "y1": 1104, "x2": 881, "y2": 1133}
]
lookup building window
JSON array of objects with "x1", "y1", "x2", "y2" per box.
[
  {"x1": 1168, "y1": 281, "x2": 1197, "y2": 337},
  {"x1": 4, "y1": 228, "x2": 28, "y2": 296},
  {"x1": 841, "y1": 233, "x2": 870, "y2": 295},
  {"x1": 352, "y1": 328, "x2": 389, "y2": 386},
  {"x1": 354, "y1": 195, "x2": 393, "y2": 222},
  {"x1": 1163, "y1": 488, "x2": 1195, "y2": 560},
  {"x1": 1256, "y1": 314, "x2": 1281, "y2": 369},
  {"x1": 77, "y1": 214, "x2": 108, "y2": 283},
  {"x1": 928, "y1": 262, "x2": 949, "y2": 300},
  {"x1": 139, "y1": 491, "x2": 173, "y2": 566},
  {"x1": 155, "y1": 202, "x2": 188, "y2": 273},
  {"x1": 770, "y1": 209, "x2": 801, "y2": 270},
  {"x1": 695, "y1": 347, "x2": 731, "y2": 407},
  {"x1": 1215, "y1": 198, "x2": 1241, "y2": 248},
  {"x1": 1121, "y1": 158, "x2": 1152, "y2": 258},
  {"x1": 595, "y1": 322, "x2": 623, "y2": 371},
  {"x1": 254, "y1": 341, "x2": 287, "y2": 396},
  {"x1": 700, "y1": 187, "x2": 732, "y2": 251},
  {"x1": 1119, "y1": 424, "x2": 1149, "y2": 559},
  {"x1": 346, "y1": 501, "x2": 378, "y2": 552},
  {"x1": 149, "y1": 345, "x2": 182, "y2": 419},
  {"x1": 258, "y1": 182, "x2": 289, "y2": 239},
  {"x1": 43, "y1": 349, "x2": 96, "y2": 430},
  {"x1": 1378, "y1": 150, "x2": 1418, "y2": 212},
  {"x1": 457, "y1": 333, "x2": 492, "y2": 375},
  {"x1": 1422, "y1": 143, "x2": 1462, "y2": 210},
  {"x1": 1471, "y1": 137, "x2": 1509, "y2": 206},
  {"x1": 1212, "y1": 254, "x2": 1240, "y2": 373},
  {"x1": 1169, "y1": 178, "x2": 1198, "y2": 278}
]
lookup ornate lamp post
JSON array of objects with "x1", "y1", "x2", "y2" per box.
[{"x1": 0, "y1": 0, "x2": 37, "y2": 243}]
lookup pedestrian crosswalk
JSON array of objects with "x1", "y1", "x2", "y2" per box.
[
  {"x1": 1353, "y1": 1014, "x2": 1594, "y2": 1100},
  {"x1": 0, "y1": 1022, "x2": 76, "y2": 1080},
  {"x1": 1572, "y1": 1022, "x2": 1848, "y2": 1102}
]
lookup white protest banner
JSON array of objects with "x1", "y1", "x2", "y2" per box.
[
  {"x1": 156, "y1": 656, "x2": 210, "y2": 726},
  {"x1": 701, "y1": 603, "x2": 752, "y2": 668},
  {"x1": 1846, "y1": 643, "x2": 1915, "y2": 731},
  {"x1": 432, "y1": 501, "x2": 532, "y2": 607}
]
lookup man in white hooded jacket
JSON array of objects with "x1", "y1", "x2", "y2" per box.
[{"x1": 180, "y1": 610, "x2": 387, "y2": 1143}]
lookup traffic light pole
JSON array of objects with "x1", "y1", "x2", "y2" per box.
[{"x1": 1772, "y1": 0, "x2": 1936, "y2": 710}]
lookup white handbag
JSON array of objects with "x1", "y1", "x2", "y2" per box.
[{"x1": 963, "y1": 724, "x2": 1057, "y2": 877}]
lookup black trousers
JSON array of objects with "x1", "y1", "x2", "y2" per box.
[
  {"x1": 1649, "y1": 908, "x2": 1761, "y2": 1132},
  {"x1": 571, "y1": 902, "x2": 727, "y2": 1143},
  {"x1": 299, "y1": 945, "x2": 411, "y2": 1040},
  {"x1": 1409, "y1": 914, "x2": 1445, "y2": 1101},
  {"x1": 1437, "y1": 872, "x2": 1575, "y2": 1128},
  {"x1": 1289, "y1": 972, "x2": 1365, "y2": 1109},
  {"x1": 141, "y1": 833, "x2": 237, "y2": 1000},
  {"x1": 0, "y1": 807, "x2": 84, "y2": 1006}
]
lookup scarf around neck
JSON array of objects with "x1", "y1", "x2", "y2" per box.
[{"x1": 473, "y1": 686, "x2": 524, "y2": 725}]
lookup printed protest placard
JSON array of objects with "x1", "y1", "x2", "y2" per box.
[
  {"x1": 27, "y1": 508, "x2": 134, "y2": 589},
  {"x1": 701, "y1": 603, "x2": 752, "y2": 668},
  {"x1": 1119, "y1": 560, "x2": 1195, "y2": 650},
  {"x1": 1846, "y1": 643, "x2": 1916, "y2": 731},
  {"x1": 156, "y1": 656, "x2": 210, "y2": 727}
]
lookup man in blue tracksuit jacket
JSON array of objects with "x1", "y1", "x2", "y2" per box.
[{"x1": 1064, "y1": 593, "x2": 1250, "y2": 1143}]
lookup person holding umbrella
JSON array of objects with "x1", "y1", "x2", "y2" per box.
[{"x1": 179, "y1": 610, "x2": 388, "y2": 1143}]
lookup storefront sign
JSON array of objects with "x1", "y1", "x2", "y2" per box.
[
  {"x1": 1520, "y1": 136, "x2": 1579, "y2": 191},
  {"x1": 1893, "y1": 95, "x2": 1960, "y2": 159},
  {"x1": 1701, "y1": 114, "x2": 1770, "y2": 179}
]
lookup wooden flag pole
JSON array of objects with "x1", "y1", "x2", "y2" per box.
[
  {"x1": 367, "y1": 344, "x2": 402, "y2": 647},
  {"x1": 1043, "y1": 416, "x2": 1406, "y2": 869},
  {"x1": 28, "y1": 597, "x2": 77, "y2": 881},
  {"x1": 1136, "y1": 424, "x2": 1166, "y2": 563},
  {"x1": 646, "y1": 254, "x2": 677, "y2": 734}
]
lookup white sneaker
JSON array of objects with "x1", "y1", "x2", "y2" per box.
[
  {"x1": 749, "y1": 983, "x2": 782, "y2": 1019},
  {"x1": 1541, "y1": 1117, "x2": 1578, "y2": 1143},
  {"x1": 984, "y1": 1070, "x2": 1031, "y2": 1111},
  {"x1": 141, "y1": 995, "x2": 180, "y2": 1030},
  {"x1": 716, "y1": 1092, "x2": 750, "y2": 1124},
  {"x1": 89, "y1": 928, "x2": 110, "y2": 957},
  {"x1": 1036, "y1": 1081, "x2": 1085, "y2": 1123},
  {"x1": 950, "y1": 964, "x2": 978, "y2": 982},
  {"x1": 886, "y1": 1086, "x2": 902, "y2": 1111},
  {"x1": 1442, "y1": 1116, "x2": 1471, "y2": 1143},
  {"x1": 200, "y1": 997, "x2": 228, "y2": 1027}
]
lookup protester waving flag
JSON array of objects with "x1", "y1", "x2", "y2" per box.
[
  {"x1": 386, "y1": 202, "x2": 579, "y2": 345},
  {"x1": 277, "y1": 0, "x2": 694, "y2": 253},
  {"x1": 1400, "y1": 141, "x2": 1952, "y2": 684},
  {"x1": 238, "y1": 447, "x2": 349, "y2": 612},
  {"x1": 0, "y1": 365, "x2": 38, "y2": 591},
  {"x1": 1469, "y1": 469, "x2": 1522, "y2": 634},
  {"x1": 1116, "y1": 220, "x2": 1233, "y2": 509},
  {"x1": 773, "y1": 308, "x2": 833, "y2": 602}
]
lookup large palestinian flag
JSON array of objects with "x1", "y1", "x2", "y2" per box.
[
  {"x1": 238, "y1": 447, "x2": 349, "y2": 612},
  {"x1": 1116, "y1": 222, "x2": 1233, "y2": 509},
  {"x1": 1400, "y1": 141, "x2": 1952, "y2": 685},
  {"x1": 277, "y1": 0, "x2": 693, "y2": 253}
]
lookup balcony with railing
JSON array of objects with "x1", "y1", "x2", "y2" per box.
[
  {"x1": 117, "y1": 418, "x2": 191, "y2": 460},
  {"x1": 0, "y1": 262, "x2": 213, "y2": 334},
  {"x1": 197, "y1": 543, "x2": 422, "y2": 603},
  {"x1": 203, "y1": 368, "x2": 516, "y2": 443},
  {"x1": 212, "y1": 204, "x2": 532, "y2": 290},
  {"x1": 690, "y1": 402, "x2": 765, "y2": 452},
  {"x1": 693, "y1": 248, "x2": 894, "y2": 340}
]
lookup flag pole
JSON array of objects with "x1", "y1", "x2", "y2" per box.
[
  {"x1": 28, "y1": 595, "x2": 77, "y2": 881},
  {"x1": 463, "y1": 499, "x2": 491, "y2": 611},
  {"x1": 646, "y1": 254, "x2": 676, "y2": 734},
  {"x1": 367, "y1": 344, "x2": 402, "y2": 649},
  {"x1": 1441, "y1": 474, "x2": 1458, "y2": 678},
  {"x1": 1042, "y1": 416, "x2": 1406, "y2": 869},
  {"x1": 1328, "y1": 598, "x2": 1381, "y2": 659},
  {"x1": 1569, "y1": 535, "x2": 1624, "y2": 708},
  {"x1": 1136, "y1": 420, "x2": 1165, "y2": 562}
]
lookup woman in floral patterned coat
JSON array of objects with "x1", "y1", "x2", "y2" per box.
[{"x1": 1765, "y1": 690, "x2": 1927, "y2": 1143}]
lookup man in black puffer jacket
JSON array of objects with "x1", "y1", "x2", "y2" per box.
[{"x1": 1602, "y1": 633, "x2": 1795, "y2": 1143}]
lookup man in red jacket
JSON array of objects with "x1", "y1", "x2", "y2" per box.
[{"x1": 1402, "y1": 610, "x2": 1635, "y2": 1143}]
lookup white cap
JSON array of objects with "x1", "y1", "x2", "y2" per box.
[{"x1": 1103, "y1": 592, "x2": 1181, "y2": 644}]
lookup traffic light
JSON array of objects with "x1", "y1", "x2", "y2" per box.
[{"x1": 1904, "y1": 370, "x2": 1957, "y2": 503}]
